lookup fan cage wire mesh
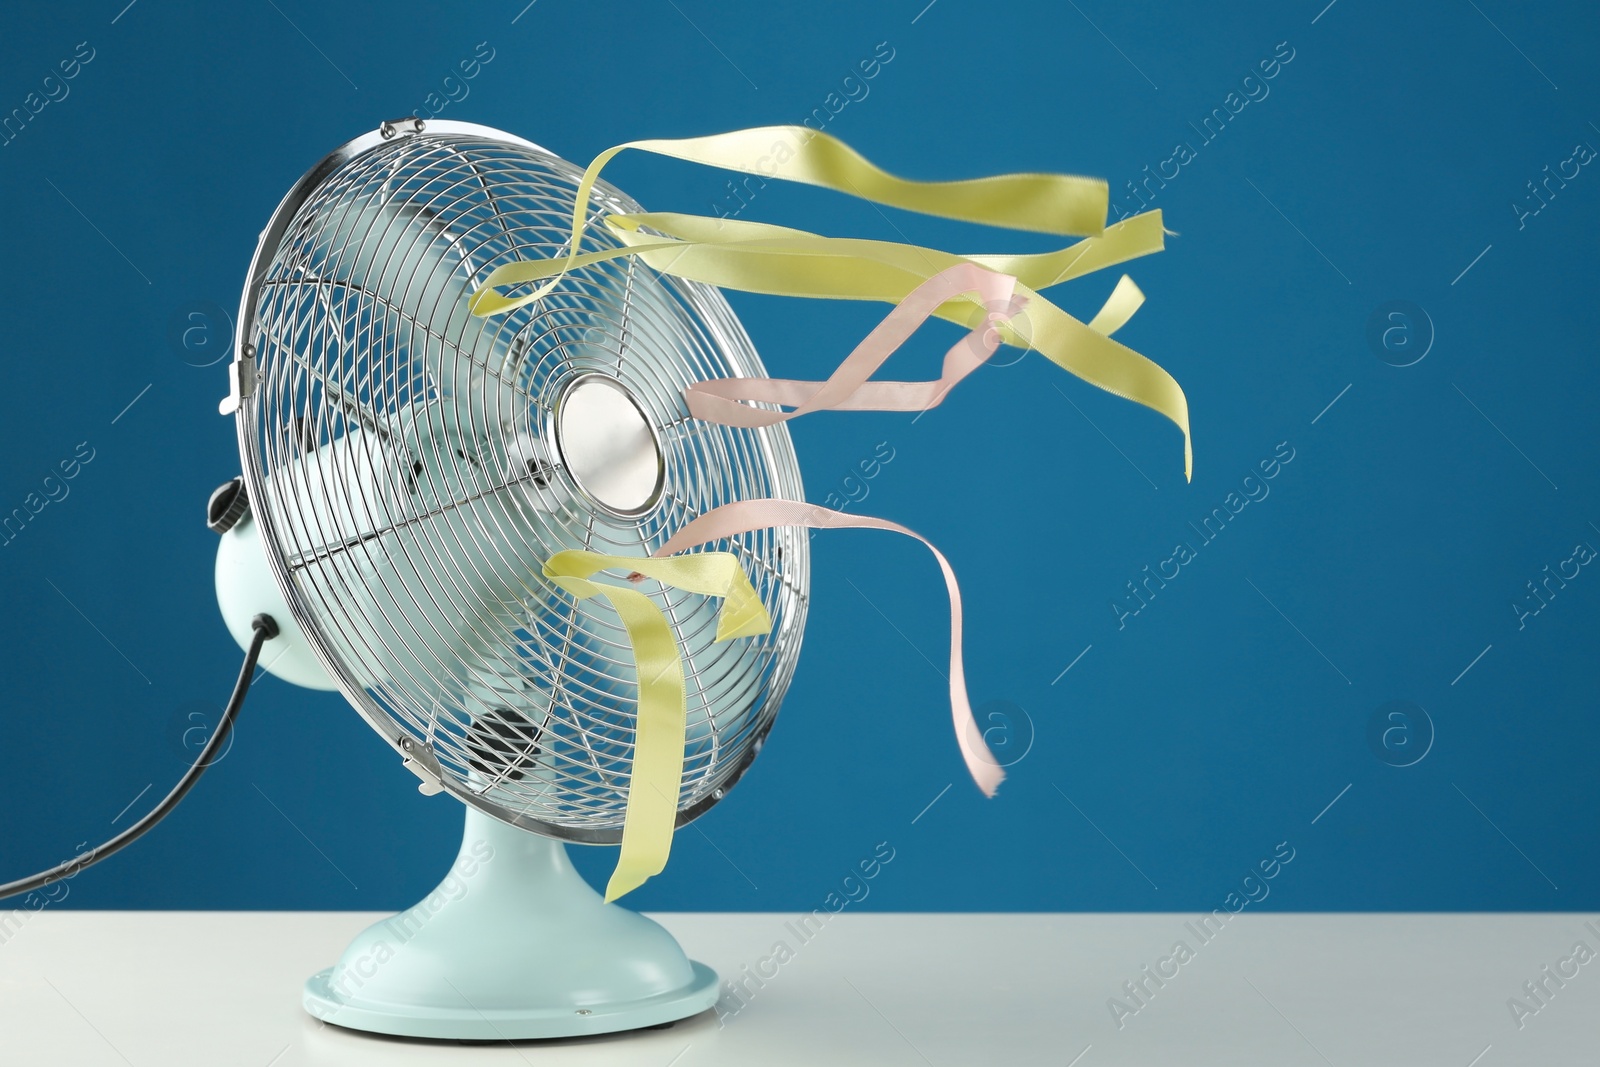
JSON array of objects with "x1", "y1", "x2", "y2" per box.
[{"x1": 236, "y1": 128, "x2": 809, "y2": 843}]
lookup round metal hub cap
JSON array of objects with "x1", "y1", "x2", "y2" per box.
[{"x1": 553, "y1": 373, "x2": 665, "y2": 516}]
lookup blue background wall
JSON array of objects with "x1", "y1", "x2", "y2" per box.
[{"x1": 1, "y1": 0, "x2": 1595, "y2": 914}]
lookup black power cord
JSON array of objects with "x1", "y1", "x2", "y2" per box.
[{"x1": 0, "y1": 613, "x2": 279, "y2": 903}]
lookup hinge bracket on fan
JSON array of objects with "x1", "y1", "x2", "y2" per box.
[
  {"x1": 399, "y1": 735, "x2": 446, "y2": 796},
  {"x1": 218, "y1": 342, "x2": 256, "y2": 416},
  {"x1": 379, "y1": 117, "x2": 425, "y2": 140}
]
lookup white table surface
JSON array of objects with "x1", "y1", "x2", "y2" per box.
[{"x1": 1, "y1": 911, "x2": 1595, "y2": 1065}]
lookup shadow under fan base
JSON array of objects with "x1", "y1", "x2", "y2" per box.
[{"x1": 302, "y1": 806, "x2": 719, "y2": 1040}]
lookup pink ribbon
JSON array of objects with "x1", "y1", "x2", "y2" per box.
[
  {"x1": 662, "y1": 260, "x2": 1024, "y2": 793},
  {"x1": 651, "y1": 262, "x2": 1027, "y2": 795},
  {"x1": 651, "y1": 499, "x2": 1004, "y2": 798},
  {"x1": 684, "y1": 262, "x2": 1027, "y2": 426}
]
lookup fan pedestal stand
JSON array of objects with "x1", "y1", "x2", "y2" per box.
[{"x1": 303, "y1": 806, "x2": 720, "y2": 1040}]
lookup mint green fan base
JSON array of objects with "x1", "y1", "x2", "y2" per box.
[{"x1": 303, "y1": 807, "x2": 720, "y2": 1040}]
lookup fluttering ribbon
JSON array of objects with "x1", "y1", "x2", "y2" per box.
[
  {"x1": 648, "y1": 499, "x2": 1004, "y2": 797},
  {"x1": 684, "y1": 261, "x2": 1026, "y2": 425},
  {"x1": 542, "y1": 549, "x2": 771, "y2": 901},
  {"x1": 668, "y1": 264, "x2": 1027, "y2": 790},
  {"x1": 543, "y1": 263, "x2": 1019, "y2": 892},
  {"x1": 679, "y1": 258, "x2": 1145, "y2": 426},
  {"x1": 468, "y1": 125, "x2": 1191, "y2": 479},
  {"x1": 535, "y1": 125, "x2": 1114, "y2": 300},
  {"x1": 497, "y1": 127, "x2": 1196, "y2": 892}
]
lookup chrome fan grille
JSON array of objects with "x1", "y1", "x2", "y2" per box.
[{"x1": 234, "y1": 124, "x2": 808, "y2": 842}]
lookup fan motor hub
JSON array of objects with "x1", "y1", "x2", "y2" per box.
[{"x1": 552, "y1": 374, "x2": 665, "y2": 517}]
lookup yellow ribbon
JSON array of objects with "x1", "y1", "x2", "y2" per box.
[
  {"x1": 552, "y1": 127, "x2": 1113, "y2": 291},
  {"x1": 468, "y1": 126, "x2": 1191, "y2": 479},
  {"x1": 470, "y1": 209, "x2": 1165, "y2": 315},
  {"x1": 542, "y1": 549, "x2": 771, "y2": 901}
]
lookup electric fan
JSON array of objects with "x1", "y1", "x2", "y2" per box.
[
  {"x1": 0, "y1": 111, "x2": 1181, "y2": 1040},
  {"x1": 210, "y1": 118, "x2": 809, "y2": 1039}
]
